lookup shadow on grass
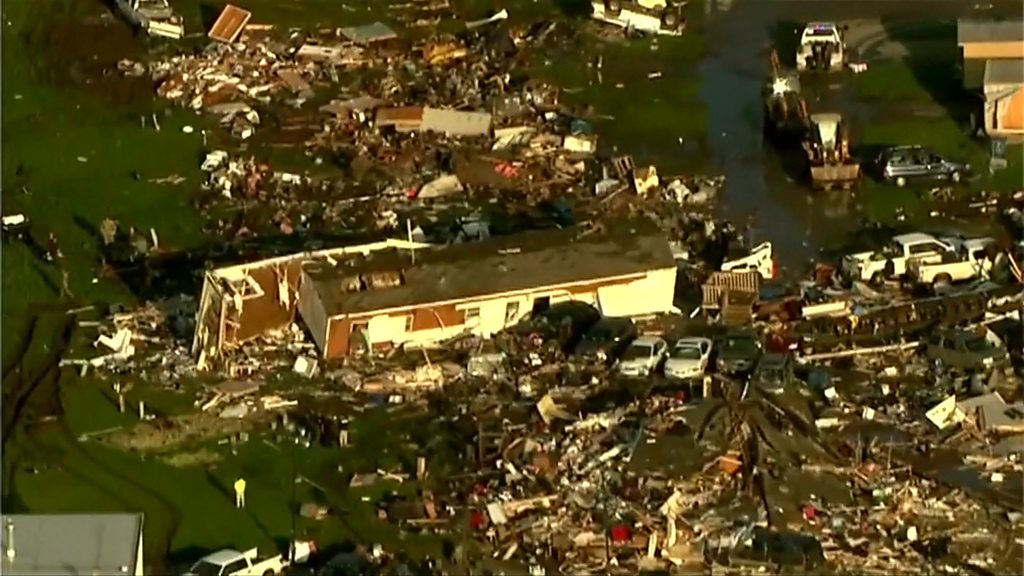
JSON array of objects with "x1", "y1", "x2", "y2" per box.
[
  {"x1": 72, "y1": 213, "x2": 100, "y2": 245},
  {"x1": 167, "y1": 546, "x2": 215, "y2": 572},
  {"x1": 880, "y1": 20, "x2": 971, "y2": 126},
  {"x1": 852, "y1": 143, "x2": 888, "y2": 181},
  {"x1": 771, "y1": 21, "x2": 802, "y2": 69},
  {"x1": 554, "y1": 0, "x2": 591, "y2": 18},
  {"x1": 199, "y1": 1, "x2": 223, "y2": 31}
]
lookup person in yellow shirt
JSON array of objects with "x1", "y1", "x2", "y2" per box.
[{"x1": 234, "y1": 477, "x2": 246, "y2": 508}]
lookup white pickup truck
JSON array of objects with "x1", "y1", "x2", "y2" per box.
[
  {"x1": 906, "y1": 237, "x2": 995, "y2": 287},
  {"x1": 840, "y1": 232, "x2": 954, "y2": 284},
  {"x1": 186, "y1": 542, "x2": 313, "y2": 576}
]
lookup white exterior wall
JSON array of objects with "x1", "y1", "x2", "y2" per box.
[
  {"x1": 596, "y1": 267, "x2": 676, "y2": 317},
  {"x1": 135, "y1": 530, "x2": 144, "y2": 576},
  {"x1": 350, "y1": 268, "x2": 677, "y2": 350},
  {"x1": 367, "y1": 314, "x2": 408, "y2": 343}
]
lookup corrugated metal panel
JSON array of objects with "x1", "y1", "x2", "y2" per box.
[
  {"x1": 421, "y1": 107, "x2": 492, "y2": 136},
  {"x1": 1, "y1": 514, "x2": 143, "y2": 576},
  {"x1": 376, "y1": 106, "x2": 425, "y2": 127},
  {"x1": 340, "y1": 21, "x2": 397, "y2": 44}
]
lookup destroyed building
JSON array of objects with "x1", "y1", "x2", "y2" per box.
[
  {"x1": 299, "y1": 217, "x2": 677, "y2": 358},
  {"x1": 192, "y1": 239, "x2": 430, "y2": 365},
  {"x1": 193, "y1": 218, "x2": 677, "y2": 363}
]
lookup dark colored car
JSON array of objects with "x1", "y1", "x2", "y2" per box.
[
  {"x1": 926, "y1": 329, "x2": 1008, "y2": 373},
  {"x1": 877, "y1": 145, "x2": 970, "y2": 188},
  {"x1": 514, "y1": 301, "x2": 601, "y2": 353},
  {"x1": 714, "y1": 331, "x2": 763, "y2": 376},
  {"x1": 317, "y1": 553, "x2": 378, "y2": 576},
  {"x1": 575, "y1": 317, "x2": 638, "y2": 363},
  {"x1": 751, "y1": 353, "x2": 797, "y2": 395}
]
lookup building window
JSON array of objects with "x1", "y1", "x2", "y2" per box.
[
  {"x1": 404, "y1": 315, "x2": 414, "y2": 332},
  {"x1": 464, "y1": 307, "x2": 480, "y2": 323},
  {"x1": 531, "y1": 296, "x2": 550, "y2": 315},
  {"x1": 504, "y1": 301, "x2": 519, "y2": 323}
]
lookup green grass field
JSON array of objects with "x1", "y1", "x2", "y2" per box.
[
  {"x1": 1, "y1": 0, "x2": 707, "y2": 569},
  {"x1": 852, "y1": 41, "x2": 1022, "y2": 222}
]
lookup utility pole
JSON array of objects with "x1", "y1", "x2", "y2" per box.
[{"x1": 290, "y1": 436, "x2": 298, "y2": 563}]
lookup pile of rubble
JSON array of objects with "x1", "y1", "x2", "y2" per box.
[
  {"x1": 80, "y1": 8, "x2": 1024, "y2": 576},
  {"x1": 120, "y1": 12, "x2": 725, "y2": 244}
]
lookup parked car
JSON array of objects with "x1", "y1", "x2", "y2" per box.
[
  {"x1": 925, "y1": 328, "x2": 1009, "y2": 373},
  {"x1": 840, "y1": 232, "x2": 954, "y2": 284},
  {"x1": 664, "y1": 337, "x2": 712, "y2": 381},
  {"x1": 714, "y1": 331, "x2": 762, "y2": 376},
  {"x1": 750, "y1": 353, "x2": 797, "y2": 395},
  {"x1": 876, "y1": 145, "x2": 970, "y2": 188},
  {"x1": 575, "y1": 317, "x2": 638, "y2": 363},
  {"x1": 616, "y1": 335, "x2": 669, "y2": 378},
  {"x1": 316, "y1": 552, "x2": 378, "y2": 576},
  {"x1": 514, "y1": 301, "x2": 601, "y2": 353}
]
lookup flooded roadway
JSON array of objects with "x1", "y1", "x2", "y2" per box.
[{"x1": 697, "y1": 0, "x2": 1022, "y2": 273}]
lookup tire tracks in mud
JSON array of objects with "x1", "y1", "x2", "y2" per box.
[
  {"x1": 2, "y1": 314, "x2": 69, "y2": 450},
  {"x1": 53, "y1": 412, "x2": 184, "y2": 569},
  {"x1": 2, "y1": 309, "x2": 182, "y2": 570}
]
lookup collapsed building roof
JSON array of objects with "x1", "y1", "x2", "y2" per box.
[{"x1": 302, "y1": 216, "x2": 675, "y2": 317}]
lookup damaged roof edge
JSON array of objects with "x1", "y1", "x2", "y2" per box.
[
  {"x1": 318, "y1": 270, "x2": 658, "y2": 321},
  {"x1": 208, "y1": 238, "x2": 434, "y2": 282}
]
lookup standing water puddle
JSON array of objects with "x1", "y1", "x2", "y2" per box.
[{"x1": 699, "y1": 8, "x2": 861, "y2": 274}]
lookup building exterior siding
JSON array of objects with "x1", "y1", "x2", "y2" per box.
[
  {"x1": 962, "y1": 42, "x2": 1024, "y2": 60},
  {"x1": 192, "y1": 239, "x2": 431, "y2": 367},
  {"x1": 320, "y1": 267, "x2": 676, "y2": 359}
]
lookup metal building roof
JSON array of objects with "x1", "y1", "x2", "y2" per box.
[
  {"x1": 957, "y1": 19, "x2": 1024, "y2": 44},
  {"x1": 984, "y1": 58, "x2": 1024, "y2": 87},
  {"x1": 0, "y1": 513, "x2": 144, "y2": 576}
]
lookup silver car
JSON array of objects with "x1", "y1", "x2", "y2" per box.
[
  {"x1": 664, "y1": 337, "x2": 712, "y2": 381},
  {"x1": 616, "y1": 336, "x2": 668, "y2": 378}
]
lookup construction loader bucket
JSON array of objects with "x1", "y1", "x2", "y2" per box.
[{"x1": 810, "y1": 163, "x2": 861, "y2": 191}]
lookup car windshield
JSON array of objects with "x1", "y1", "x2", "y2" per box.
[
  {"x1": 757, "y1": 367, "x2": 785, "y2": 381},
  {"x1": 189, "y1": 561, "x2": 222, "y2": 576},
  {"x1": 671, "y1": 345, "x2": 702, "y2": 360},
  {"x1": 963, "y1": 336, "x2": 994, "y2": 353},
  {"x1": 583, "y1": 328, "x2": 613, "y2": 342},
  {"x1": 622, "y1": 344, "x2": 653, "y2": 361},
  {"x1": 721, "y1": 337, "x2": 757, "y2": 355},
  {"x1": 805, "y1": 25, "x2": 835, "y2": 37}
]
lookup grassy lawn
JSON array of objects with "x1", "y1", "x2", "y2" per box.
[
  {"x1": 857, "y1": 112, "x2": 1022, "y2": 221},
  {"x1": 851, "y1": 34, "x2": 1022, "y2": 222},
  {"x1": 2, "y1": 0, "x2": 709, "y2": 569}
]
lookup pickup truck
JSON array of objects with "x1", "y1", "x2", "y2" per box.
[
  {"x1": 906, "y1": 237, "x2": 994, "y2": 287},
  {"x1": 840, "y1": 232, "x2": 954, "y2": 283},
  {"x1": 187, "y1": 542, "x2": 313, "y2": 576}
]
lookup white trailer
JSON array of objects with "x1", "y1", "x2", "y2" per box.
[{"x1": 590, "y1": 0, "x2": 686, "y2": 36}]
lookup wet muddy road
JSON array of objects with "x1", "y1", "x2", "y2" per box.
[{"x1": 698, "y1": 0, "x2": 1022, "y2": 273}]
